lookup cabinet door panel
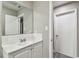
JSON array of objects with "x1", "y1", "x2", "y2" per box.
[
  {"x1": 32, "y1": 43, "x2": 43, "y2": 58},
  {"x1": 14, "y1": 50, "x2": 31, "y2": 58}
]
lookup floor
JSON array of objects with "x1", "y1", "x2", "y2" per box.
[{"x1": 53, "y1": 52, "x2": 72, "y2": 58}]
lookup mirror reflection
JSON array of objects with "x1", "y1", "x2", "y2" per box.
[{"x1": 2, "y1": 1, "x2": 33, "y2": 35}]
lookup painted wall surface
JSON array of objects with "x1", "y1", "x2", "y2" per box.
[
  {"x1": 49, "y1": 2, "x2": 53, "y2": 57},
  {"x1": 33, "y1": 1, "x2": 49, "y2": 57},
  {"x1": 54, "y1": 2, "x2": 79, "y2": 13},
  {"x1": 20, "y1": 1, "x2": 33, "y2": 10},
  {"x1": 54, "y1": 2, "x2": 79, "y2": 57},
  {"x1": 17, "y1": 8, "x2": 33, "y2": 34},
  {"x1": 0, "y1": 2, "x2": 3, "y2": 58}
]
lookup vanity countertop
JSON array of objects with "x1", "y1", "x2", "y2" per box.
[{"x1": 2, "y1": 39, "x2": 43, "y2": 54}]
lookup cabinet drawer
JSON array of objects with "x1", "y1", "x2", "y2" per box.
[
  {"x1": 10, "y1": 46, "x2": 32, "y2": 58},
  {"x1": 14, "y1": 50, "x2": 31, "y2": 58}
]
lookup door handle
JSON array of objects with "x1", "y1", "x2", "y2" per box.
[
  {"x1": 56, "y1": 35, "x2": 59, "y2": 37},
  {"x1": 51, "y1": 39, "x2": 53, "y2": 42}
]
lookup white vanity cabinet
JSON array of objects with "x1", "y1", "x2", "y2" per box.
[
  {"x1": 32, "y1": 41, "x2": 43, "y2": 58},
  {"x1": 6, "y1": 41, "x2": 43, "y2": 58},
  {"x1": 14, "y1": 49, "x2": 32, "y2": 58},
  {"x1": 3, "y1": 45, "x2": 32, "y2": 58}
]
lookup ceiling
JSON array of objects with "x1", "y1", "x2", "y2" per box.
[
  {"x1": 53, "y1": 1, "x2": 71, "y2": 8},
  {"x1": 3, "y1": 1, "x2": 72, "y2": 10},
  {"x1": 3, "y1": 1, "x2": 23, "y2": 11}
]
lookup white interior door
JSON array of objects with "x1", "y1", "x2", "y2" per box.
[
  {"x1": 5, "y1": 14, "x2": 19, "y2": 35},
  {"x1": 54, "y1": 9, "x2": 77, "y2": 57}
]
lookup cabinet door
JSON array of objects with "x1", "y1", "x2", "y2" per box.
[
  {"x1": 14, "y1": 49, "x2": 32, "y2": 58},
  {"x1": 32, "y1": 43, "x2": 43, "y2": 58}
]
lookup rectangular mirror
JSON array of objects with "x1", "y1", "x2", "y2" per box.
[{"x1": 2, "y1": 1, "x2": 33, "y2": 35}]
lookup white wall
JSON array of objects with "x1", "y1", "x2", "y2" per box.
[
  {"x1": 17, "y1": 1, "x2": 33, "y2": 10},
  {"x1": 54, "y1": 1, "x2": 79, "y2": 57},
  {"x1": 0, "y1": 1, "x2": 3, "y2": 58},
  {"x1": 54, "y1": 2, "x2": 79, "y2": 13},
  {"x1": 33, "y1": 1, "x2": 49, "y2": 57},
  {"x1": 49, "y1": 2, "x2": 53, "y2": 57}
]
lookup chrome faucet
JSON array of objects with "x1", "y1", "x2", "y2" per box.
[{"x1": 19, "y1": 38, "x2": 26, "y2": 42}]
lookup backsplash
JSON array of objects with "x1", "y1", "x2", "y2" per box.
[{"x1": 2, "y1": 33, "x2": 42, "y2": 46}]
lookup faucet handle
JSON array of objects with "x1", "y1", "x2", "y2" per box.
[
  {"x1": 23, "y1": 38, "x2": 26, "y2": 42},
  {"x1": 19, "y1": 39, "x2": 23, "y2": 42}
]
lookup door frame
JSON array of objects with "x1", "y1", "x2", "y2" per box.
[
  {"x1": 17, "y1": 13, "x2": 24, "y2": 34},
  {"x1": 49, "y1": 1, "x2": 53, "y2": 58}
]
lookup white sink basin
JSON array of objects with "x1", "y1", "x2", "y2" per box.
[
  {"x1": 2, "y1": 33, "x2": 42, "y2": 53},
  {"x1": 2, "y1": 39, "x2": 42, "y2": 54},
  {"x1": 18, "y1": 41, "x2": 33, "y2": 46}
]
